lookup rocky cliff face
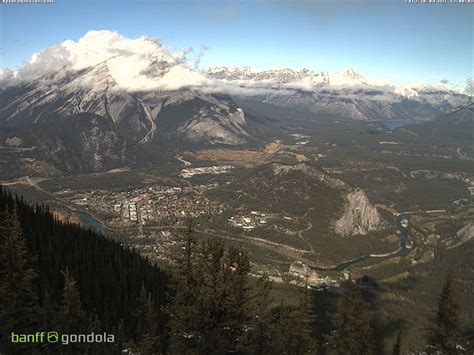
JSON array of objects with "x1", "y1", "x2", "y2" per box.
[
  {"x1": 457, "y1": 221, "x2": 474, "y2": 239},
  {"x1": 334, "y1": 189, "x2": 385, "y2": 237},
  {"x1": 161, "y1": 96, "x2": 250, "y2": 145},
  {"x1": 34, "y1": 113, "x2": 131, "y2": 173},
  {"x1": 447, "y1": 221, "x2": 474, "y2": 249}
]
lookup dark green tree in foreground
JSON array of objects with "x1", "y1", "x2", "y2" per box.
[
  {"x1": 0, "y1": 187, "x2": 170, "y2": 354},
  {"x1": 58, "y1": 269, "x2": 88, "y2": 333},
  {"x1": 392, "y1": 330, "x2": 402, "y2": 355},
  {"x1": 426, "y1": 274, "x2": 464, "y2": 354},
  {"x1": 165, "y1": 227, "x2": 200, "y2": 352},
  {"x1": 273, "y1": 286, "x2": 318, "y2": 354},
  {"x1": 0, "y1": 207, "x2": 40, "y2": 350},
  {"x1": 167, "y1": 236, "x2": 255, "y2": 353},
  {"x1": 325, "y1": 280, "x2": 375, "y2": 355},
  {"x1": 134, "y1": 284, "x2": 160, "y2": 354},
  {"x1": 166, "y1": 232, "x2": 318, "y2": 354}
]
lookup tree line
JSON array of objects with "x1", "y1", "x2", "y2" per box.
[{"x1": 0, "y1": 186, "x2": 470, "y2": 354}]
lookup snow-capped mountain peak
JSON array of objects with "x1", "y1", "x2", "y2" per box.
[
  {"x1": 338, "y1": 67, "x2": 364, "y2": 80},
  {"x1": 0, "y1": 30, "x2": 470, "y2": 128}
]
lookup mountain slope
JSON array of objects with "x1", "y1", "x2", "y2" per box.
[
  {"x1": 389, "y1": 103, "x2": 474, "y2": 154},
  {"x1": 0, "y1": 63, "x2": 267, "y2": 175},
  {"x1": 211, "y1": 162, "x2": 385, "y2": 237},
  {"x1": 0, "y1": 30, "x2": 471, "y2": 177}
]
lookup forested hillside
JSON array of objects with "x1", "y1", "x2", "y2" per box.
[
  {"x1": 0, "y1": 187, "x2": 317, "y2": 354},
  {"x1": 0, "y1": 186, "x2": 168, "y2": 353}
]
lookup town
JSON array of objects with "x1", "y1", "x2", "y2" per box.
[{"x1": 66, "y1": 184, "x2": 225, "y2": 228}]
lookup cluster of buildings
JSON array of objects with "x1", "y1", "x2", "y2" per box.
[
  {"x1": 180, "y1": 165, "x2": 234, "y2": 178},
  {"x1": 469, "y1": 186, "x2": 474, "y2": 196},
  {"x1": 228, "y1": 211, "x2": 270, "y2": 230},
  {"x1": 281, "y1": 261, "x2": 344, "y2": 291},
  {"x1": 68, "y1": 184, "x2": 224, "y2": 228},
  {"x1": 249, "y1": 261, "x2": 346, "y2": 294},
  {"x1": 128, "y1": 202, "x2": 138, "y2": 222}
]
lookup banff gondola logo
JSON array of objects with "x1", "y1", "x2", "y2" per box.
[{"x1": 10, "y1": 331, "x2": 115, "y2": 345}]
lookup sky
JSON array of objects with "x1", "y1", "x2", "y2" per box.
[{"x1": 0, "y1": 0, "x2": 472, "y2": 86}]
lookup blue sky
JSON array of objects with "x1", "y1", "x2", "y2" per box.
[{"x1": 0, "y1": 0, "x2": 472, "y2": 86}]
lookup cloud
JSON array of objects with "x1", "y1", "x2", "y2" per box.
[
  {"x1": 465, "y1": 78, "x2": 474, "y2": 96},
  {"x1": 1, "y1": 30, "x2": 208, "y2": 92},
  {"x1": 440, "y1": 79, "x2": 449, "y2": 84},
  {"x1": 0, "y1": 30, "x2": 468, "y2": 100},
  {"x1": 0, "y1": 30, "x2": 290, "y2": 95},
  {"x1": 0, "y1": 69, "x2": 15, "y2": 86},
  {"x1": 193, "y1": 44, "x2": 209, "y2": 70}
]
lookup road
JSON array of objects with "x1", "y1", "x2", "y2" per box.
[{"x1": 6, "y1": 175, "x2": 468, "y2": 271}]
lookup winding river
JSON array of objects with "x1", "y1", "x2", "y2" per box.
[
  {"x1": 310, "y1": 193, "x2": 468, "y2": 272},
  {"x1": 78, "y1": 205, "x2": 410, "y2": 272},
  {"x1": 78, "y1": 196, "x2": 465, "y2": 272},
  {"x1": 309, "y1": 213, "x2": 411, "y2": 272}
]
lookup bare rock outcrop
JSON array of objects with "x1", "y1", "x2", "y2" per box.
[
  {"x1": 447, "y1": 221, "x2": 474, "y2": 249},
  {"x1": 334, "y1": 189, "x2": 385, "y2": 237}
]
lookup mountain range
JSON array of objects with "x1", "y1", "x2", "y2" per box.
[
  {"x1": 0, "y1": 30, "x2": 471, "y2": 176},
  {"x1": 206, "y1": 66, "x2": 469, "y2": 121}
]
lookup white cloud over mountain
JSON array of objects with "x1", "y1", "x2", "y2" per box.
[
  {"x1": 0, "y1": 30, "x2": 210, "y2": 91},
  {"x1": 0, "y1": 30, "x2": 470, "y2": 100}
]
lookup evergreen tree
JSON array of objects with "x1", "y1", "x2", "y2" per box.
[
  {"x1": 41, "y1": 289, "x2": 56, "y2": 329},
  {"x1": 39, "y1": 287, "x2": 62, "y2": 354},
  {"x1": 134, "y1": 284, "x2": 160, "y2": 354},
  {"x1": 241, "y1": 275, "x2": 275, "y2": 354},
  {"x1": 165, "y1": 227, "x2": 201, "y2": 351},
  {"x1": 273, "y1": 287, "x2": 318, "y2": 354},
  {"x1": 58, "y1": 269, "x2": 88, "y2": 333},
  {"x1": 288, "y1": 287, "x2": 318, "y2": 354},
  {"x1": 88, "y1": 313, "x2": 114, "y2": 354},
  {"x1": 426, "y1": 273, "x2": 464, "y2": 353},
  {"x1": 116, "y1": 318, "x2": 128, "y2": 352},
  {"x1": 195, "y1": 239, "x2": 252, "y2": 353},
  {"x1": 167, "y1": 234, "x2": 280, "y2": 354},
  {"x1": 0, "y1": 207, "x2": 40, "y2": 352},
  {"x1": 392, "y1": 330, "x2": 402, "y2": 355},
  {"x1": 325, "y1": 280, "x2": 375, "y2": 355}
]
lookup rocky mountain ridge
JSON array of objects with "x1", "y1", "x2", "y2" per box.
[
  {"x1": 272, "y1": 164, "x2": 386, "y2": 237},
  {"x1": 221, "y1": 162, "x2": 386, "y2": 237},
  {"x1": 0, "y1": 30, "x2": 471, "y2": 176}
]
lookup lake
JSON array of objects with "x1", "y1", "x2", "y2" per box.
[{"x1": 381, "y1": 119, "x2": 418, "y2": 129}]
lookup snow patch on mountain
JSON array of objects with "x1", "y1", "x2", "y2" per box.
[
  {"x1": 0, "y1": 30, "x2": 470, "y2": 101},
  {"x1": 207, "y1": 65, "x2": 467, "y2": 100},
  {"x1": 178, "y1": 107, "x2": 248, "y2": 145},
  {"x1": 0, "y1": 30, "x2": 471, "y2": 125},
  {"x1": 0, "y1": 30, "x2": 209, "y2": 92}
]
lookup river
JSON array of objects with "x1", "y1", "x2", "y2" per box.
[
  {"x1": 395, "y1": 213, "x2": 409, "y2": 250},
  {"x1": 310, "y1": 193, "x2": 468, "y2": 272},
  {"x1": 77, "y1": 194, "x2": 463, "y2": 272},
  {"x1": 75, "y1": 210, "x2": 111, "y2": 233},
  {"x1": 77, "y1": 207, "x2": 408, "y2": 271},
  {"x1": 310, "y1": 213, "x2": 410, "y2": 272}
]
